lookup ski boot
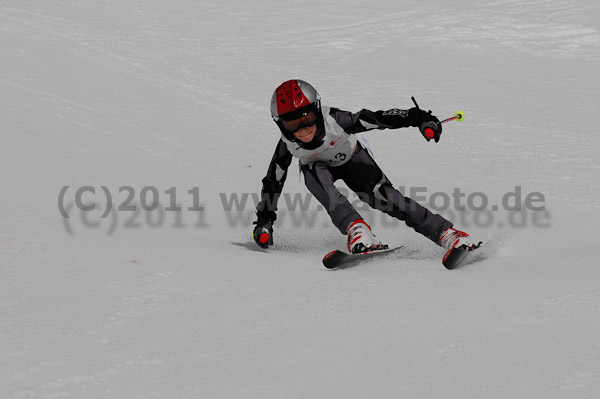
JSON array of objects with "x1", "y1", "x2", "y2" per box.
[
  {"x1": 440, "y1": 227, "x2": 478, "y2": 251},
  {"x1": 347, "y1": 219, "x2": 384, "y2": 254},
  {"x1": 439, "y1": 227, "x2": 482, "y2": 269}
]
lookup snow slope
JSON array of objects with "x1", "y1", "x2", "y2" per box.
[{"x1": 1, "y1": 1, "x2": 599, "y2": 398}]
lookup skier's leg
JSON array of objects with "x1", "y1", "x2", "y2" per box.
[
  {"x1": 375, "y1": 183, "x2": 452, "y2": 242},
  {"x1": 342, "y1": 145, "x2": 452, "y2": 243},
  {"x1": 302, "y1": 162, "x2": 362, "y2": 233}
]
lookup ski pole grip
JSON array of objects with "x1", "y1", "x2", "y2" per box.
[
  {"x1": 424, "y1": 127, "x2": 435, "y2": 140},
  {"x1": 259, "y1": 232, "x2": 270, "y2": 244}
]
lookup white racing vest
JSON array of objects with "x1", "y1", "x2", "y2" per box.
[{"x1": 280, "y1": 106, "x2": 358, "y2": 167}]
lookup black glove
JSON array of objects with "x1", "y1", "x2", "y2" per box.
[
  {"x1": 408, "y1": 107, "x2": 442, "y2": 143},
  {"x1": 252, "y1": 220, "x2": 274, "y2": 249},
  {"x1": 252, "y1": 210, "x2": 276, "y2": 249}
]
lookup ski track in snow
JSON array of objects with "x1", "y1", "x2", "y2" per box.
[{"x1": 1, "y1": 1, "x2": 600, "y2": 398}]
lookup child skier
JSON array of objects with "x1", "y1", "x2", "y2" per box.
[{"x1": 252, "y1": 79, "x2": 478, "y2": 262}]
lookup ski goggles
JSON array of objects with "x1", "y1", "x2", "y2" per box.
[{"x1": 280, "y1": 105, "x2": 318, "y2": 133}]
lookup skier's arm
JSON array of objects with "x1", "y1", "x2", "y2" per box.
[
  {"x1": 329, "y1": 107, "x2": 439, "y2": 135},
  {"x1": 253, "y1": 139, "x2": 293, "y2": 248},
  {"x1": 257, "y1": 139, "x2": 293, "y2": 217}
]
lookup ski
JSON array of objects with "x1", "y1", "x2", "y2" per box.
[
  {"x1": 322, "y1": 245, "x2": 402, "y2": 270},
  {"x1": 323, "y1": 241, "x2": 488, "y2": 270},
  {"x1": 442, "y1": 241, "x2": 484, "y2": 270}
]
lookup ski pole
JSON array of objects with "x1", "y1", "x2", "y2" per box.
[{"x1": 439, "y1": 111, "x2": 465, "y2": 125}]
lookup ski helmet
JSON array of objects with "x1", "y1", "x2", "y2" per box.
[
  {"x1": 270, "y1": 80, "x2": 322, "y2": 143},
  {"x1": 271, "y1": 79, "x2": 321, "y2": 122}
]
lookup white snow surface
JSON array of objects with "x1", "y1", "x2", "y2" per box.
[{"x1": 2, "y1": 1, "x2": 600, "y2": 398}]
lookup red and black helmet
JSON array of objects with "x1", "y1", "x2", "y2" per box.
[{"x1": 270, "y1": 79, "x2": 321, "y2": 122}]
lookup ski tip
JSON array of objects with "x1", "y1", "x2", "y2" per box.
[
  {"x1": 442, "y1": 241, "x2": 484, "y2": 270},
  {"x1": 323, "y1": 250, "x2": 340, "y2": 261},
  {"x1": 322, "y1": 250, "x2": 344, "y2": 270}
]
